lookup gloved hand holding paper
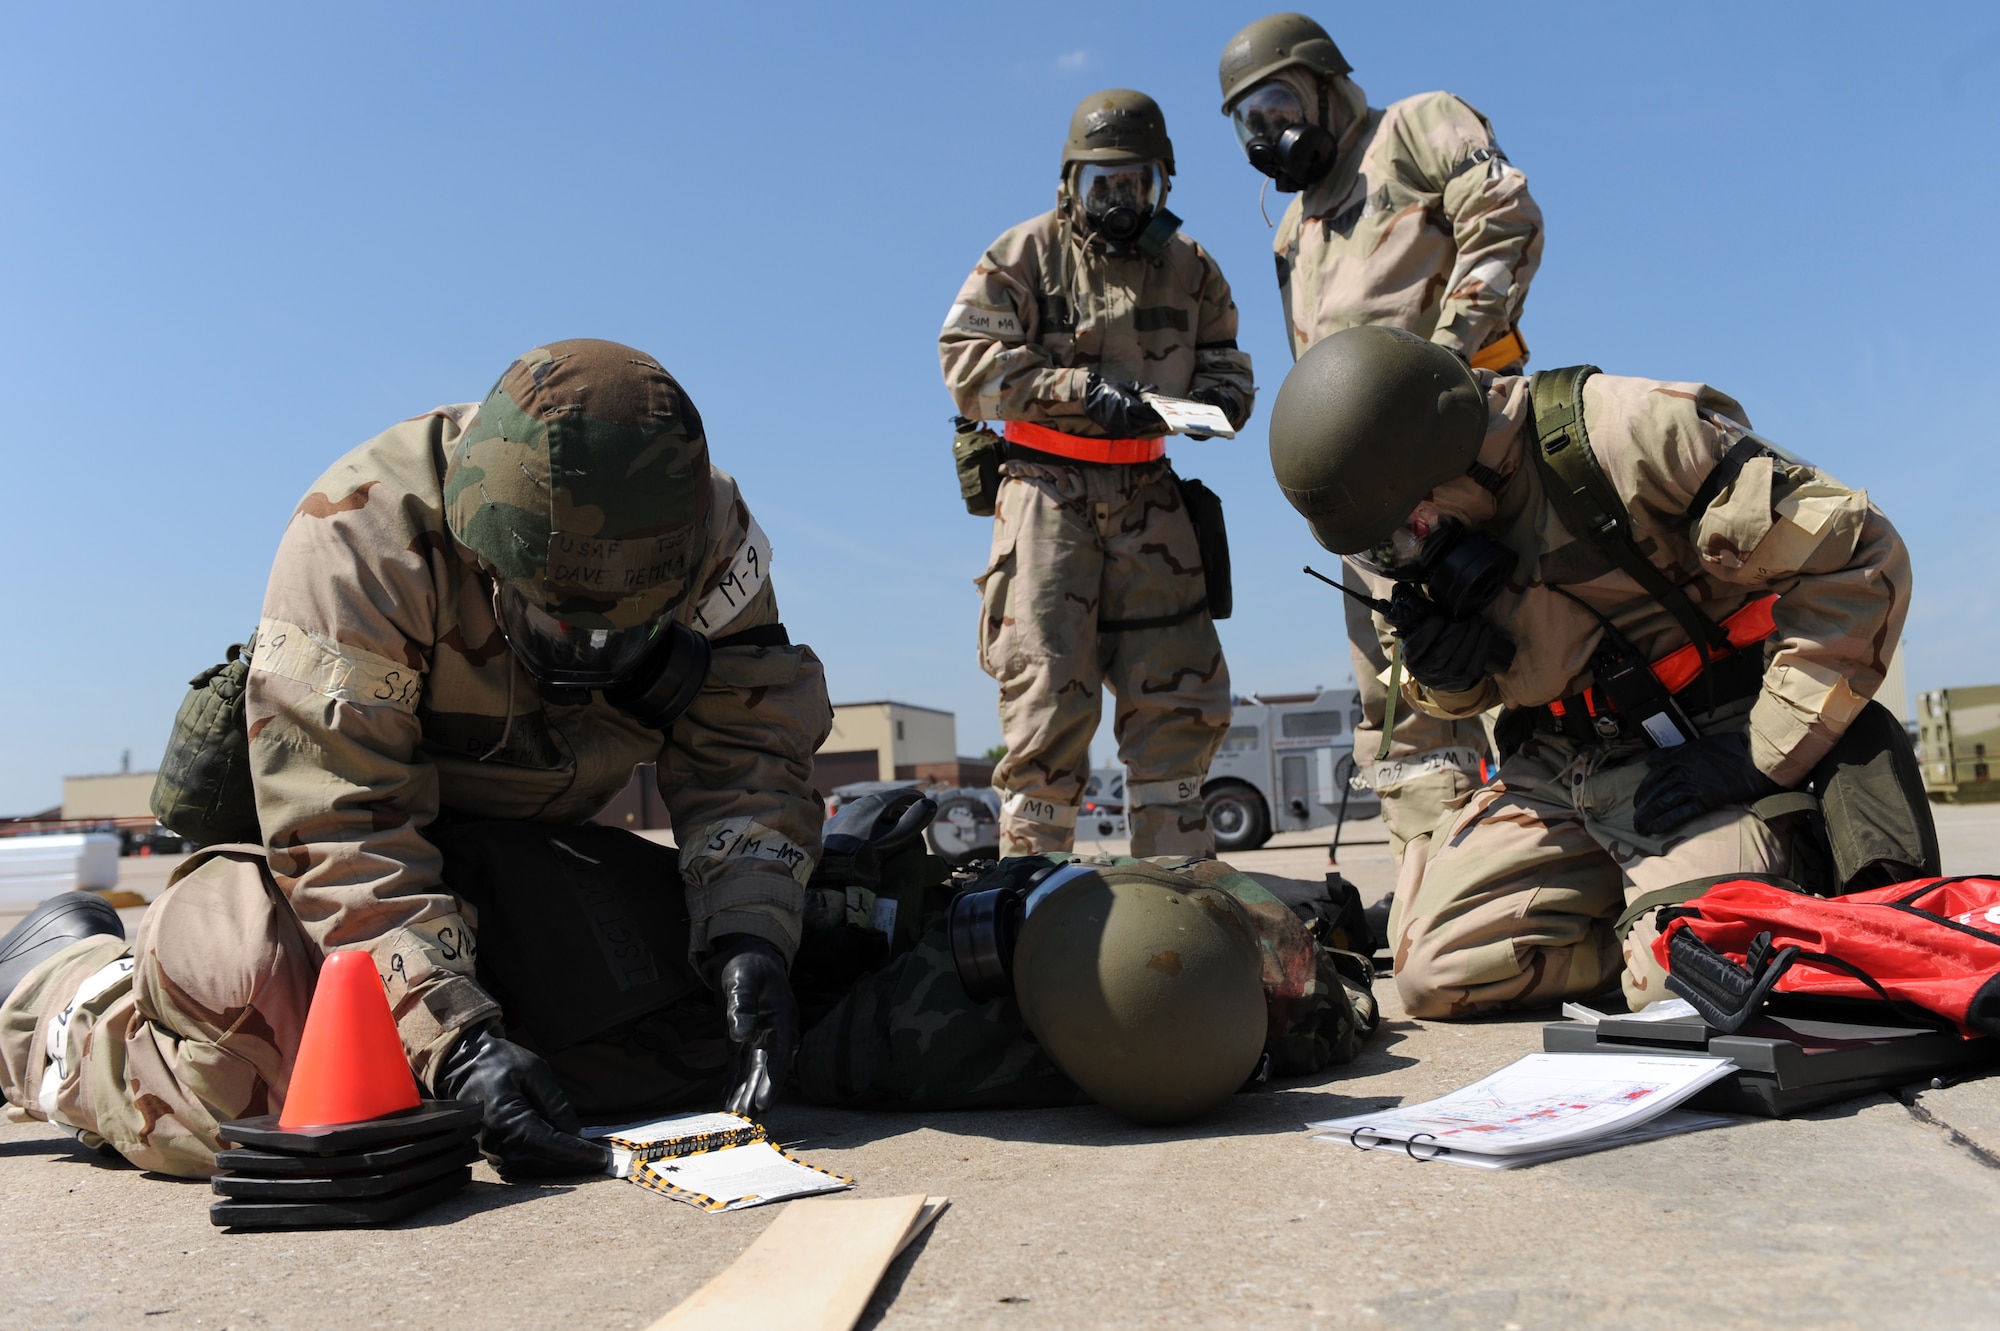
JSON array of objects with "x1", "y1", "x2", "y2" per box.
[{"x1": 1141, "y1": 392, "x2": 1237, "y2": 438}]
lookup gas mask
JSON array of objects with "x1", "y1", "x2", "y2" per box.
[
  {"x1": 1073, "y1": 161, "x2": 1178, "y2": 256},
  {"x1": 946, "y1": 860, "x2": 1100, "y2": 1001},
  {"x1": 1356, "y1": 516, "x2": 1516, "y2": 619},
  {"x1": 1231, "y1": 82, "x2": 1337, "y2": 193},
  {"x1": 492, "y1": 581, "x2": 711, "y2": 730}
]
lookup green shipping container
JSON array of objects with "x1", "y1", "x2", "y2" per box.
[{"x1": 1919, "y1": 685, "x2": 2000, "y2": 804}]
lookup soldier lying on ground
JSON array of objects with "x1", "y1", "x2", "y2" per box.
[
  {"x1": 1216, "y1": 12, "x2": 1546, "y2": 899},
  {"x1": 0, "y1": 340, "x2": 833, "y2": 1177},
  {"x1": 1268, "y1": 326, "x2": 1921, "y2": 1017},
  {"x1": 788, "y1": 790, "x2": 1381, "y2": 1119},
  {"x1": 939, "y1": 88, "x2": 1255, "y2": 860}
]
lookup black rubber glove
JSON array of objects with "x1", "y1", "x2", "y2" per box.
[
  {"x1": 428, "y1": 1025, "x2": 611, "y2": 1177},
  {"x1": 1632, "y1": 731, "x2": 1782, "y2": 837},
  {"x1": 1082, "y1": 373, "x2": 1166, "y2": 437},
  {"x1": 705, "y1": 934, "x2": 800, "y2": 1116},
  {"x1": 1381, "y1": 581, "x2": 1515, "y2": 695},
  {"x1": 1183, "y1": 386, "x2": 1240, "y2": 440}
]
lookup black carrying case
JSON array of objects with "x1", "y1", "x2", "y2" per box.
[{"x1": 1543, "y1": 1007, "x2": 1996, "y2": 1117}]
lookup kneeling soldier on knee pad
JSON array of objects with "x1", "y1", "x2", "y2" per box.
[
  {"x1": 0, "y1": 340, "x2": 832, "y2": 1177},
  {"x1": 1268, "y1": 326, "x2": 1913, "y2": 1017}
]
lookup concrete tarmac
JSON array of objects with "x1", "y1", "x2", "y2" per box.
[{"x1": 4, "y1": 808, "x2": 2000, "y2": 1328}]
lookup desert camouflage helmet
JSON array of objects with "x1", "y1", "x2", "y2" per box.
[
  {"x1": 1062, "y1": 88, "x2": 1176, "y2": 176},
  {"x1": 1268, "y1": 326, "x2": 1487, "y2": 554},
  {"x1": 442, "y1": 339, "x2": 711, "y2": 631},
  {"x1": 1013, "y1": 861, "x2": 1266, "y2": 1125},
  {"x1": 1218, "y1": 12, "x2": 1352, "y2": 112}
]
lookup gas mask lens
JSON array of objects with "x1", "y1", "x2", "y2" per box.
[
  {"x1": 1356, "y1": 515, "x2": 1438, "y2": 582},
  {"x1": 493, "y1": 582, "x2": 665, "y2": 690},
  {"x1": 1357, "y1": 516, "x2": 1517, "y2": 620},
  {"x1": 1075, "y1": 161, "x2": 1163, "y2": 242},
  {"x1": 1231, "y1": 83, "x2": 1306, "y2": 152}
]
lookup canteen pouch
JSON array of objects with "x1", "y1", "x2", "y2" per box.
[
  {"x1": 150, "y1": 640, "x2": 262, "y2": 847},
  {"x1": 952, "y1": 417, "x2": 1003, "y2": 517},
  {"x1": 1175, "y1": 473, "x2": 1233, "y2": 620}
]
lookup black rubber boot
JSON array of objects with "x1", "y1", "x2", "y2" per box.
[{"x1": 0, "y1": 892, "x2": 126, "y2": 1008}]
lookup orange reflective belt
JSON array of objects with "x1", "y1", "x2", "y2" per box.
[
  {"x1": 1650, "y1": 593, "x2": 1779, "y2": 695},
  {"x1": 1469, "y1": 327, "x2": 1529, "y2": 373},
  {"x1": 1003, "y1": 419, "x2": 1166, "y2": 464}
]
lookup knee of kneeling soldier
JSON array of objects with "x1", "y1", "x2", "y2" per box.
[
  {"x1": 1392, "y1": 959, "x2": 1462, "y2": 1021},
  {"x1": 134, "y1": 858, "x2": 311, "y2": 1036}
]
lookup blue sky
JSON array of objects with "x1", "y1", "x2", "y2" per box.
[{"x1": 3, "y1": 2, "x2": 1997, "y2": 814}]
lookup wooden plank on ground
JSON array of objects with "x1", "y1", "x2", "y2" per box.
[{"x1": 648, "y1": 1194, "x2": 948, "y2": 1331}]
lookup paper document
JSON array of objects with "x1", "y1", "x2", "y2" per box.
[
  {"x1": 1308, "y1": 1052, "x2": 1736, "y2": 1157},
  {"x1": 1561, "y1": 997, "x2": 1702, "y2": 1026},
  {"x1": 590, "y1": 1111, "x2": 764, "y2": 1172},
  {"x1": 1321, "y1": 1109, "x2": 1738, "y2": 1169},
  {"x1": 1142, "y1": 393, "x2": 1236, "y2": 438},
  {"x1": 633, "y1": 1140, "x2": 853, "y2": 1212},
  {"x1": 586, "y1": 1112, "x2": 854, "y2": 1211}
]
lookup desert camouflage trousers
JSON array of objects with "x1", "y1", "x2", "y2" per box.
[
  {"x1": 0, "y1": 849, "x2": 316, "y2": 1177},
  {"x1": 0, "y1": 834, "x2": 732, "y2": 1179},
  {"x1": 1391, "y1": 730, "x2": 1787, "y2": 1019},
  {"x1": 977, "y1": 461, "x2": 1231, "y2": 857},
  {"x1": 1341, "y1": 557, "x2": 1490, "y2": 893},
  {"x1": 796, "y1": 855, "x2": 1377, "y2": 1110}
]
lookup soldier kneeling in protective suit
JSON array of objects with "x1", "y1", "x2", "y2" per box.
[
  {"x1": 1266, "y1": 326, "x2": 1931, "y2": 1018},
  {"x1": 0, "y1": 340, "x2": 832, "y2": 1177}
]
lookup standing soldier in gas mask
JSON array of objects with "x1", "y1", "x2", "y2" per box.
[
  {"x1": 940, "y1": 90, "x2": 1256, "y2": 857},
  {"x1": 0, "y1": 340, "x2": 832, "y2": 1179},
  {"x1": 1217, "y1": 13, "x2": 1545, "y2": 892}
]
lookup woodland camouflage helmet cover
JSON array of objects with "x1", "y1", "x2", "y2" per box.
[
  {"x1": 1268, "y1": 326, "x2": 1486, "y2": 554},
  {"x1": 1012, "y1": 860, "x2": 1266, "y2": 1125},
  {"x1": 443, "y1": 339, "x2": 712, "y2": 633},
  {"x1": 1062, "y1": 88, "x2": 1176, "y2": 176},
  {"x1": 1217, "y1": 12, "x2": 1352, "y2": 112}
]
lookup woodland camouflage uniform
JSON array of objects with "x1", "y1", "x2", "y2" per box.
[
  {"x1": 797, "y1": 854, "x2": 1375, "y2": 1109},
  {"x1": 1391, "y1": 372, "x2": 1908, "y2": 1017},
  {"x1": 1271, "y1": 69, "x2": 1545, "y2": 886},
  {"x1": 0, "y1": 347, "x2": 832, "y2": 1176},
  {"x1": 941, "y1": 209, "x2": 1255, "y2": 857}
]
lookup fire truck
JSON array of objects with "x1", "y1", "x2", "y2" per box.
[
  {"x1": 1077, "y1": 688, "x2": 1381, "y2": 852},
  {"x1": 833, "y1": 687, "x2": 1381, "y2": 859}
]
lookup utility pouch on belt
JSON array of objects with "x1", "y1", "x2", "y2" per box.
[
  {"x1": 1590, "y1": 640, "x2": 1698, "y2": 748},
  {"x1": 151, "y1": 638, "x2": 262, "y2": 848},
  {"x1": 433, "y1": 821, "x2": 702, "y2": 1053},
  {"x1": 1174, "y1": 473, "x2": 1233, "y2": 620},
  {"x1": 951, "y1": 416, "x2": 1003, "y2": 517}
]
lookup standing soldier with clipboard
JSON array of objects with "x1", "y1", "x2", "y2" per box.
[{"x1": 940, "y1": 90, "x2": 1256, "y2": 859}]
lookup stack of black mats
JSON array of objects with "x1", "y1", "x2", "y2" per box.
[{"x1": 209, "y1": 1103, "x2": 481, "y2": 1229}]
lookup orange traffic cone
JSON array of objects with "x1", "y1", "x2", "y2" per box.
[{"x1": 278, "y1": 950, "x2": 422, "y2": 1128}]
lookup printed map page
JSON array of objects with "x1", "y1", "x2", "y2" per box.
[{"x1": 1309, "y1": 1052, "x2": 1735, "y2": 1155}]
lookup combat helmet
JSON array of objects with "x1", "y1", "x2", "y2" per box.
[
  {"x1": 1217, "y1": 12, "x2": 1352, "y2": 113},
  {"x1": 1268, "y1": 326, "x2": 1487, "y2": 554},
  {"x1": 443, "y1": 338, "x2": 713, "y2": 702},
  {"x1": 1061, "y1": 88, "x2": 1176, "y2": 176},
  {"x1": 1012, "y1": 860, "x2": 1267, "y2": 1125}
]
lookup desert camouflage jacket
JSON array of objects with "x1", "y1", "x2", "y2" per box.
[
  {"x1": 939, "y1": 207, "x2": 1256, "y2": 436},
  {"x1": 1394, "y1": 373, "x2": 1909, "y2": 790},
  {"x1": 1275, "y1": 77, "x2": 1543, "y2": 362},
  {"x1": 246, "y1": 404, "x2": 832, "y2": 1079}
]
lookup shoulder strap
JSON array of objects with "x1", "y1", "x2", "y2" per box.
[{"x1": 1529, "y1": 366, "x2": 1729, "y2": 654}]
